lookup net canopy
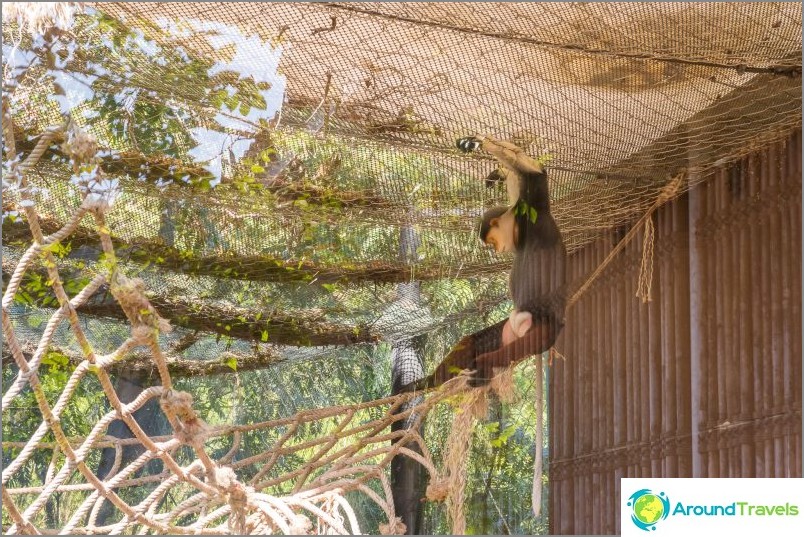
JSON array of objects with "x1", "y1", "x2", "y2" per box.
[
  {"x1": 2, "y1": 2, "x2": 801, "y2": 534},
  {"x1": 5, "y1": 0, "x2": 800, "y2": 366}
]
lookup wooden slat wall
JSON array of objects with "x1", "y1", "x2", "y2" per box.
[{"x1": 549, "y1": 130, "x2": 802, "y2": 535}]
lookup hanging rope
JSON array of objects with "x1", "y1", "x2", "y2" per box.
[
  {"x1": 567, "y1": 172, "x2": 685, "y2": 309},
  {"x1": 531, "y1": 357, "x2": 545, "y2": 518},
  {"x1": 636, "y1": 214, "x2": 656, "y2": 303}
]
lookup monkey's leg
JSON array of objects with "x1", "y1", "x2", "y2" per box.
[
  {"x1": 426, "y1": 334, "x2": 476, "y2": 388},
  {"x1": 470, "y1": 320, "x2": 558, "y2": 385},
  {"x1": 402, "y1": 319, "x2": 508, "y2": 391}
]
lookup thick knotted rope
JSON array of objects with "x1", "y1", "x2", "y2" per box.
[{"x1": 1, "y1": 111, "x2": 474, "y2": 534}]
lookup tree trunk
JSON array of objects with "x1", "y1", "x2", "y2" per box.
[
  {"x1": 94, "y1": 369, "x2": 168, "y2": 525},
  {"x1": 390, "y1": 223, "x2": 427, "y2": 535}
]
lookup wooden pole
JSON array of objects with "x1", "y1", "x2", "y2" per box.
[
  {"x1": 689, "y1": 175, "x2": 704, "y2": 477},
  {"x1": 674, "y1": 196, "x2": 692, "y2": 477}
]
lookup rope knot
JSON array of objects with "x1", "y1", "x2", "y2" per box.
[
  {"x1": 289, "y1": 515, "x2": 313, "y2": 535},
  {"x1": 425, "y1": 477, "x2": 450, "y2": 502},
  {"x1": 489, "y1": 367, "x2": 516, "y2": 402},
  {"x1": 112, "y1": 274, "x2": 172, "y2": 334},
  {"x1": 76, "y1": 168, "x2": 120, "y2": 215},
  {"x1": 61, "y1": 122, "x2": 98, "y2": 167},
  {"x1": 130, "y1": 324, "x2": 155, "y2": 346},
  {"x1": 4, "y1": 157, "x2": 22, "y2": 189},
  {"x1": 379, "y1": 516, "x2": 407, "y2": 535},
  {"x1": 214, "y1": 466, "x2": 251, "y2": 535},
  {"x1": 2, "y1": 2, "x2": 82, "y2": 38},
  {"x1": 657, "y1": 173, "x2": 684, "y2": 204},
  {"x1": 160, "y1": 389, "x2": 208, "y2": 444}
]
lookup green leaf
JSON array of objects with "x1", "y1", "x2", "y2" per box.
[
  {"x1": 529, "y1": 207, "x2": 538, "y2": 223},
  {"x1": 42, "y1": 241, "x2": 70, "y2": 257},
  {"x1": 42, "y1": 351, "x2": 69, "y2": 370},
  {"x1": 259, "y1": 149, "x2": 275, "y2": 163},
  {"x1": 490, "y1": 424, "x2": 519, "y2": 448},
  {"x1": 225, "y1": 357, "x2": 237, "y2": 371},
  {"x1": 261, "y1": 330, "x2": 269, "y2": 342},
  {"x1": 484, "y1": 422, "x2": 500, "y2": 433}
]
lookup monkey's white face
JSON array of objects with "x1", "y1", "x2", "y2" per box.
[{"x1": 484, "y1": 211, "x2": 516, "y2": 253}]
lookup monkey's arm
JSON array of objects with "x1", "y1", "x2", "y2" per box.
[
  {"x1": 458, "y1": 134, "x2": 550, "y2": 215},
  {"x1": 457, "y1": 135, "x2": 544, "y2": 176}
]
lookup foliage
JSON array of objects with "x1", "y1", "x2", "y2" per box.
[
  {"x1": 2, "y1": 5, "x2": 545, "y2": 534},
  {"x1": 421, "y1": 359, "x2": 549, "y2": 534}
]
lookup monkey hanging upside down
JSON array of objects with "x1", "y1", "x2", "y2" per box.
[{"x1": 405, "y1": 135, "x2": 567, "y2": 391}]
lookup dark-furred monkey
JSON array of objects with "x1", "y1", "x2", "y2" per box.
[{"x1": 406, "y1": 135, "x2": 566, "y2": 390}]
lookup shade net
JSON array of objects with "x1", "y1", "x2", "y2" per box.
[{"x1": 1, "y1": 2, "x2": 801, "y2": 534}]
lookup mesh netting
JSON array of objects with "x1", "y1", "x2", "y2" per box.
[{"x1": 2, "y1": 2, "x2": 801, "y2": 535}]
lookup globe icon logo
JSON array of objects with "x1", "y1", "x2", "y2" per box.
[{"x1": 627, "y1": 489, "x2": 670, "y2": 531}]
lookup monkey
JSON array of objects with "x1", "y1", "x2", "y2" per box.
[
  {"x1": 404, "y1": 135, "x2": 567, "y2": 391},
  {"x1": 483, "y1": 168, "x2": 507, "y2": 190}
]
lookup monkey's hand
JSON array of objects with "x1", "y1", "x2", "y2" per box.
[{"x1": 456, "y1": 135, "x2": 485, "y2": 153}]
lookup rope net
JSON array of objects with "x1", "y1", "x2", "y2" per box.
[
  {"x1": 3, "y1": 119, "x2": 498, "y2": 534},
  {"x1": 2, "y1": 2, "x2": 801, "y2": 534}
]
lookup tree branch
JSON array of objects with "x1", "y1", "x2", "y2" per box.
[
  {"x1": 2, "y1": 263, "x2": 379, "y2": 346},
  {"x1": 1, "y1": 341, "x2": 284, "y2": 377}
]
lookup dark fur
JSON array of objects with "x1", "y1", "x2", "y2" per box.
[
  {"x1": 508, "y1": 163, "x2": 566, "y2": 333},
  {"x1": 403, "y1": 137, "x2": 567, "y2": 392}
]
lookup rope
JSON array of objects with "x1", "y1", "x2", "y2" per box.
[
  {"x1": 1, "y1": 115, "x2": 474, "y2": 535},
  {"x1": 532, "y1": 358, "x2": 544, "y2": 518},
  {"x1": 2, "y1": 42, "x2": 682, "y2": 537},
  {"x1": 568, "y1": 172, "x2": 685, "y2": 308},
  {"x1": 636, "y1": 215, "x2": 656, "y2": 303}
]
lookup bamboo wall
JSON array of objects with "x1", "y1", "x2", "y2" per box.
[{"x1": 549, "y1": 130, "x2": 802, "y2": 535}]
